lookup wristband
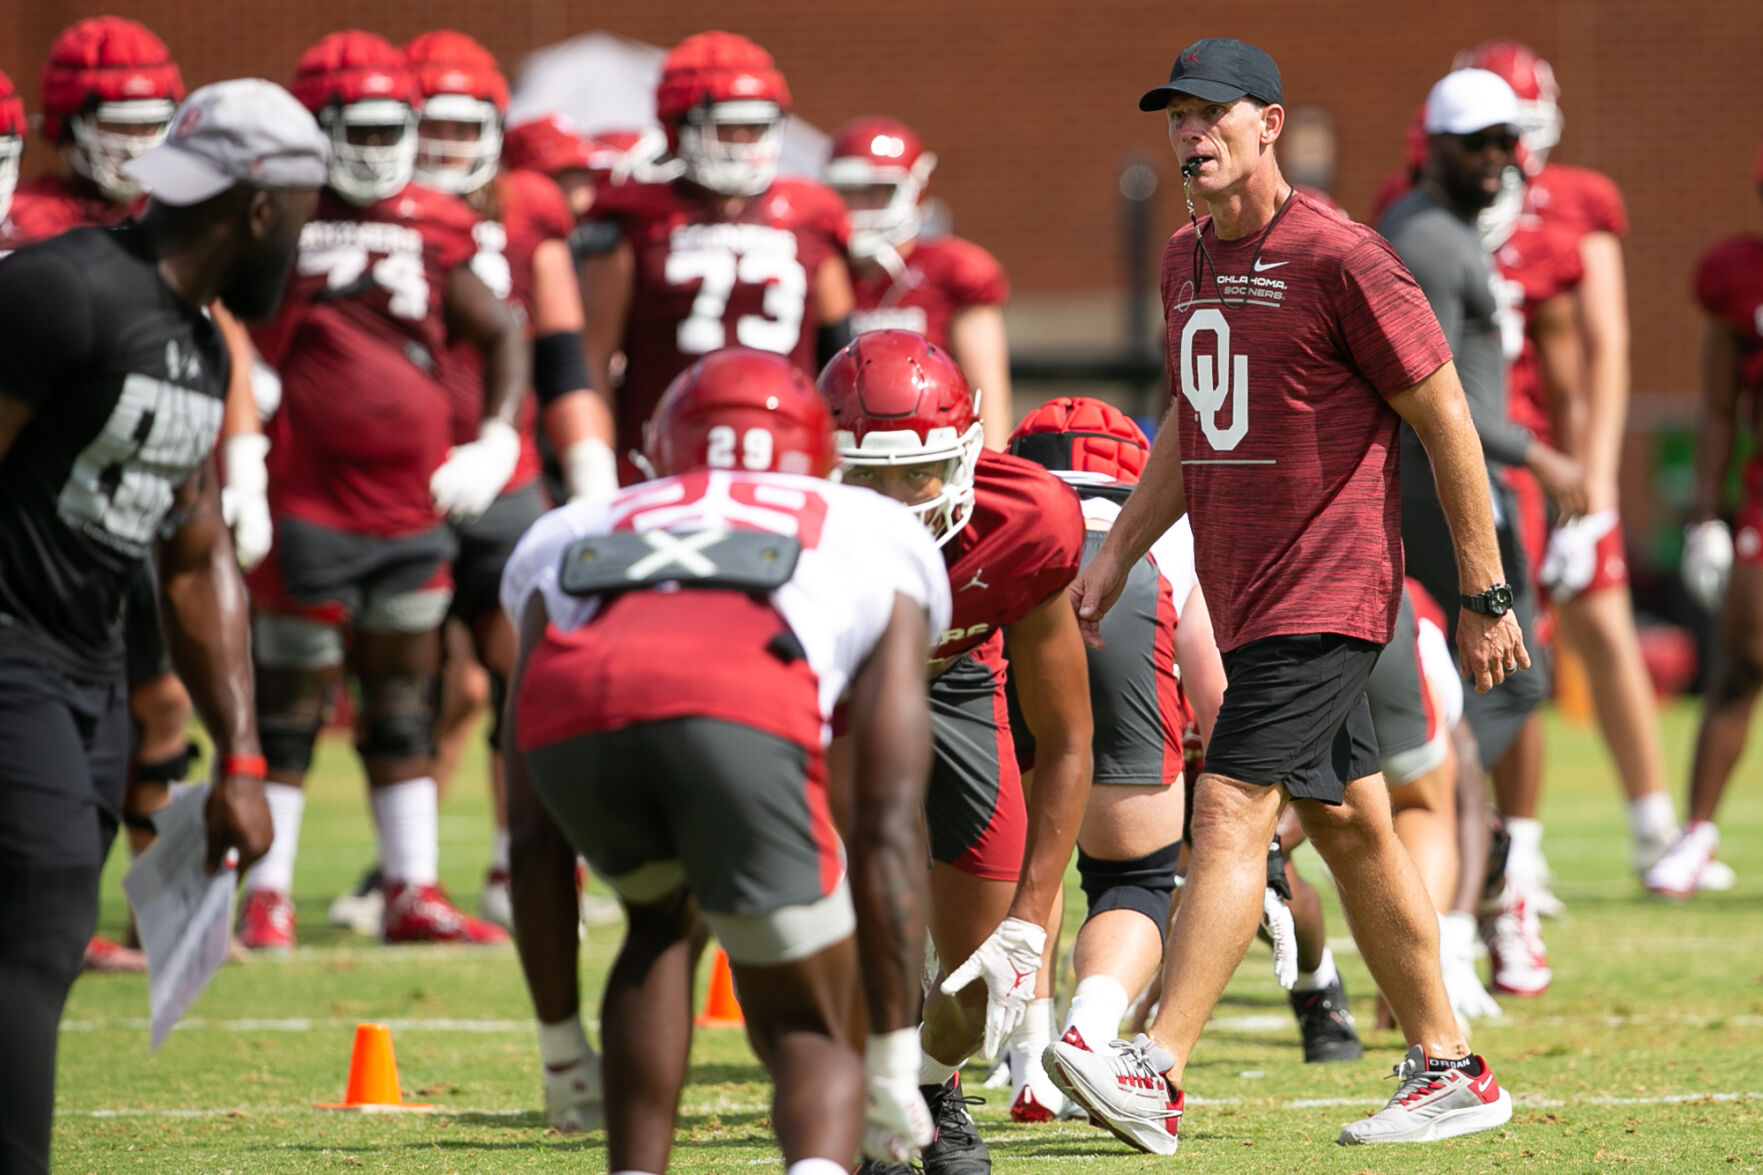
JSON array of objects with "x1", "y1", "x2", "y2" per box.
[{"x1": 221, "y1": 753, "x2": 267, "y2": 780}]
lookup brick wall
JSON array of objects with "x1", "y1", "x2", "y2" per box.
[{"x1": 4, "y1": 0, "x2": 1761, "y2": 409}]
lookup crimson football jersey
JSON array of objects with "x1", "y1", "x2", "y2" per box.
[
  {"x1": 588, "y1": 177, "x2": 851, "y2": 478},
  {"x1": 1494, "y1": 214, "x2": 1585, "y2": 445},
  {"x1": 254, "y1": 184, "x2": 478, "y2": 537},
  {"x1": 850, "y1": 235, "x2": 1010, "y2": 352},
  {"x1": 931, "y1": 451, "x2": 1085, "y2": 668},
  {"x1": 1695, "y1": 234, "x2": 1763, "y2": 400},
  {"x1": 1525, "y1": 163, "x2": 1627, "y2": 241},
  {"x1": 1160, "y1": 191, "x2": 1453, "y2": 650},
  {"x1": 0, "y1": 175, "x2": 136, "y2": 252},
  {"x1": 438, "y1": 168, "x2": 577, "y2": 494}
]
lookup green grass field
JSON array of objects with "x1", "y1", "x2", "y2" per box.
[{"x1": 56, "y1": 702, "x2": 1763, "y2": 1173}]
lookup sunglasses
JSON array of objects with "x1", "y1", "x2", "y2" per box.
[{"x1": 1453, "y1": 130, "x2": 1519, "y2": 153}]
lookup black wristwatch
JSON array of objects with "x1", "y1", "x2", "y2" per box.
[{"x1": 1461, "y1": 583, "x2": 1515, "y2": 617}]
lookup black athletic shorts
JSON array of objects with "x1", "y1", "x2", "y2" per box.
[
  {"x1": 448, "y1": 482, "x2": 547, "y2": 627},
  {"x1": 122, "y1": 561, "x2": 173, "y2": 687},
  {"x1": 0, "y1": 647, "x2": 128, "y2": 866},
  {"x1": 1204, "y1": 632, "x2": 1383, "y2": 804}
]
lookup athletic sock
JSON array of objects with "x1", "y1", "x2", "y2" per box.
[
  {"x1": 1505, "y1": 816, "x2": 1543, "y2": 870},
  {"x1": 372, "y1": 777, "x2": 439, "y2": 887},
  {"x1": 1013, "y1": 997, "x2": 1055, "y2": 1059},
  {"x1": 246, "y1": 783, "x2": 305, "y2": 893},
  {"x1": 1428, "y1": 1053, "x2": 1485, "y2": 1076},
  {"x1": 918, "y1": 1024, "x2": 960, "y2": 1086},
  {"x1": 1065, "y1": 975, "x2": 1130, "y2": 1048},
  {"x1": 489, "y1": 828, "x2": 511, "y2": 874},
  {"x1": 1293, "y1": 945, "x2": 1339, "y2": 993},
  {"x1": 1629, "y1": 792, "x2": 1678, "y2": 846},
  {"x1": 785, "y1": 1161, "x2": 849, "y2": 1175},
  {"x1": 537, "y1": 1012, "x2": 591, "y2": 1071}
]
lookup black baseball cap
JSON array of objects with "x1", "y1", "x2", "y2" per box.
[{"x1": 1138, "y1": 38, "x2": 1283, "y2": 111}]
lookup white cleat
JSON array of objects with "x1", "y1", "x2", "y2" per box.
[
  {"x1": 1480, "y1": 882, "x2": 1551, "y2": 997},
  {"x1": 480, "y1": 869, "x2": 514, "y2": 931},
  {"x1": 1338, "y1": 1045, "x2": 1512, "y2": 1145},
  {"x1": 1644, "y1": 823, "x2": 1721, "y2": 899},
  {"x1": 1008, "y1": 1042, "x2": 1068, "y2": 1122},
  {"x1": 327, "y1": 867, "x2": 385, "y2": 936},
  {"x1": 543, "y1": 1053, "x2": 604, "y2": 1134}
]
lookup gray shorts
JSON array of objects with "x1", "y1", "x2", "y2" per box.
[
  {"x1": 448, "y1": 483, "x2": 547, "y2": 627},
  {"x1": 1366, "y1": 588, "x2": 1447, "y2": 785},
  {"x1": 928, "y1": 642, "x2": 1027, "y2": 880},
  {"x1": 523, "y1": 717, "x2": 853, "y2": 966}
]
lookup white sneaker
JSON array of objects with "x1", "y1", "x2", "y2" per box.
[
  {"x1": 1632, "y1": 827, "x2": 1681, "y2": 874},
  {"x1": 1644, "y1": 823, "x2": 1720, "y2": 899},
  {"x1": 1506, "y1": 850, "x2": 1565, "y2": 919},
  {"x1": 1008, "y1": 1040, "x2": 1068, "y2": 1122},
  {"x1": 1043, "y1": 1030, "x2": 1183, "y2": 1155},
  {"x1": 981, "y1": 1048, "x2": 1013, "y2": 1089},
  {"x1": 1337, "y1": 1045, "x2": 1512, "y2": 1144},
  {"x1": 1480, "y1": 882, "x2": 1551, "y2": 997},
  {"x1": 327, "y1": 866, "x2": 384, "y2": 936},
  {"x1": 1439, "y1": 913, "x2": 1502, "y2": 1022},
  {"x1": 480, "y1": 868, "x2": 513, "y2": 931},
  {"x1": 543, "y1": 1053, "x2": 604, "y2": 1134}
]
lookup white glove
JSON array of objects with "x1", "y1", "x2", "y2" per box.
[
  {"x1": 862, "y1": 1029, "x2": 934, "y2": 1164},
  {"x1": 939, "y1": 915, "x2": 1046, "y2": 1061},
  {"x1": 1539, "y1": 509, "x2": 1614, "y2": 603},
  {"x1": 1439, "y1": 911, "x2": 1502, "y2": 1022},
  {"x1": 431, "y1": 418, "x2": 522, "y2": 523},
  {"x1": 1261, "y1": 887, "x2": 1298, "y2": 991},
  {"x1": 1683, "y1": 520, "x2": 1734, "y2": 612},
  {"x1": 562, "y1": 437, "x2": 619, "y2": 504},
  {"x1": 220, "y1": 433, "x2": 273, "y2": 572}
]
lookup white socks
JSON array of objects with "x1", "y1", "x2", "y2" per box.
[
  {"x1": 372, "y1": 777, "x2": 439, "y2": 887},
  {"x1": 1293, "y1": 945, "x2": 1339, "y2": 993},
  {"x1": 490, "y1": 828, "x2": 512, "y2": 873},
  {"x1": 246, "y1": 783, "x2": 305, "y2": 893},
  {"x1": 785, "y1": 1161, "x2": 850, "y2": 1175},
  {"x1": 1065, "y1": 975, "x2": 1130, "y2": 1049},
  {"x1": 1505, "y1": 816, "x2": 1543, "y2": 865},
  {"x1": 1629, "y1": 792, "x2": 1679, "y2": 845},
  {"x1": 1014, "y1": 997, "x2": 1055, "y2": 1055},
  {"x1": 537, "y1": 1012, "x2": 591, "y2": 1071},
  {"x1": 918, "y1": 1023, "x2": 960, "y2": 1086}
]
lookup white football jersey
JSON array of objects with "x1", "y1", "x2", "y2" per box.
[
  {"x1": 501, "y1": 469, "x2": 952, "y2": 729},
  {"x1": 1077, "y1": 494, "x2": 1201, "y2": 622}
]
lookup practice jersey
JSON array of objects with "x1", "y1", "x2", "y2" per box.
[
  {"x1": 850, "y1": 235, "x2": 1010, "y2": 352},
  {"x1": 1694, "y1": 234, "x2": 1763, "y2": 400},
  {"x1": 586, "y1": 178, "x2": 850, "y2": 472},
  {"x1": 253, "y1": 184, "x2": 478, "y2": 537},
  {"x1": 439, "y1": 169, "x2": 577, "y2": 493},
  {"x1": 1164, "y1": 191, "x2": 1451, "y2": 650},
  {"x1": 0, "y1": 175, "x2": 134, "y2": 252},
  {"x1": 0, "y1": 225, "x2": 228, "y2": 679},
  {"x1": 1525, "y1": 164, "x2": 1627, "y2": 242},
  {"x1": 503, "y1": 470, "x2": 950, "y2": 749},
  {"x1": 933, "y1": 451, "x2": 1085, "y2": 669},
  {"x1": 1494, "y1": 214, "x2": 1586, "y2": 445}
]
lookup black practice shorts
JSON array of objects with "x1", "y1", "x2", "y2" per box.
[
  {"x1": 0, "y1": 647, "x2": 128, "y2": 867},
  {"x1": 449, "y1": 482, "x2": 547, "y2": 627},
  {"x1": 122, "y1": 561, "x2": 173, "y2": 687},
  {"x1": 1204, "y1": 632, "x2": 1383, "y2": 804}
]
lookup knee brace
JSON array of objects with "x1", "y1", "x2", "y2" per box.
[
  {"x1": 1266, "y1": 838, "x2": 1293, "y2": 901},
  {"x1": 1077, "y1": 840, "x2": 1183, "y2": 939},
  {"x1": 255, "y1": 666, "x2": 330, "y2": 776},
  {"x1": 1710, "y1": 647, "x2": 1763, "y2": 707},
  {"x1": 134, "y1": 739, "x2": 199, "y2": 784},
  {"x1": 356, "y1": 674, "x2": 436, "y2": 760}
]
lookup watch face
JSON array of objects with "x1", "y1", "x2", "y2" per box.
[{"x1": 1493, "y1": 585, "x2": 1514, "y2": 611}]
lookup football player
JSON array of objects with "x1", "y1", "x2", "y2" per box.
[
  {"x1": 502, "y1": 348, "x2": 949, "y2": 1171},
  {"x1": 402, "y1": 29, "x2": 614, "y2": 929},
  {"x1": 824, "y1": 117, "x2": 1014, "y2": 449},
  {"x1": 577, "y1": 30, "x2": 855, "y2": 485},
  {"x1": 1644, "y1": 144, "x2": 1763, "y2": 897},
  {"x1": 820, "y1": 331, "x2": 1093, "y2": 1175},
  {"x1": 237, "y1": 30, "x2": 527, "y2": 950},
  {"x1": 1463, "y1": 40, "x2": 1691, "y2": 901}
]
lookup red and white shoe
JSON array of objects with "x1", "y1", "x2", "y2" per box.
[
  {"x1": 1338, "y1": 1046, "x2": 1512, "y2": 1144},
  {"x1": 1043, "y1": 1031, "x2": 1183, "y2": 1155},
  {"x1": 1644, "y1": 822, "x2": 1720, "y2": 899},
  {"x1": 382, "y1": 882, "x2": 509, "y2": 945},
  {"x1": 479, "y1": 867, "x2": 513, "y2": 931},
  {"x1": 1480, "y1": 881, "x2": 1550, "y2": 997},
  {"x1": 82, "y1": 935, "x2": 148, "y2": 973},
  {"x1": 238, "y1": 889, "x2": 296, "y2": 953}
]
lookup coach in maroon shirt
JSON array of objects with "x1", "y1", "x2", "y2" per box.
[{"x1": 1048, "y1": 38, "x2": 1525, "y2": 1151}]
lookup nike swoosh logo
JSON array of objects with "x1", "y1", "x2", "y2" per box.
[
  {"x1": 1252, "y1": 259, "x2": 1288, "y2": 272},
  {"x1": 1475, "y1": 1073, "x2": 1494, "y2": 1094}
]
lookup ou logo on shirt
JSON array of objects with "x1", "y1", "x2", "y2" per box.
[{"x1": 1179, "y1": 309, "x2": 1249, "y2": 451}]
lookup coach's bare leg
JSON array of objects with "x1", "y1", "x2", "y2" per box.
[
  {"x1": 923, "y1": 864, "x2": 1016, "y2": 1066},
  {"x1": 1145, "y1": 772, "x2": 1283, "y2": 1083},
  {"x1": 1561, "y1": 586, "x2": 1671, "y2": 807},
  {"x1": 1387, "y1": 756, "x2": 1459, "y2": 913},
  {"x1": 1686, "y1": 561, "x2": 1763, "y2": 824},
  {"x1": 602, "y1": 890, "x2": 700, "y2": 1175},
  {"x1": 731, "y1": 937, "x2": 865, "y2": 1166},
  {"x1": 1299, "y1": 773, "x2": 1468, "y2": 1057}
]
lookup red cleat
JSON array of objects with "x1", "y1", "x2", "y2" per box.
[
  {"x1": 382, "y1": 882, "x2": 509, "y2": 944},
  {"x1": 237, "y1": 889, "x2": 297, "y2": 952},
  {"x1": 82, "y1": 935, "x2": 148, "y2": 973}
]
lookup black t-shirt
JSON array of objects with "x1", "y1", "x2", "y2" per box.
[{"x1": 0, "y1": 224, "x2": 229, "y2": 680}]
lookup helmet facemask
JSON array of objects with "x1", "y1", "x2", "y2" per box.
[
  {"x1": 1514, "y1": 100, "x2": 1562, "y2": 173},
  {"x1": 415, "y1": 92, "x2": 502, "y2": 194},
  {"x1": 324, "y1": 99, "x2": 417, "y2": 205},
  {"x1": 66, "y1": 98, "x2": 174, "y2": 201},
  {"x1": 835, "y1": 414, "x2": 985, "y2": 547},
  {"x1": 826, "y1": 152, "x2": 935, "y2": 260},
  {"x1": 677, "y1": 100, "x2": 782, "y2": 197},
  {"x1": 0, "y1": 135, "x2": 22, "y2": 222}
]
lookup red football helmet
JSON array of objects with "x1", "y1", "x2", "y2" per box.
[
  {"x1": 0, "y1": 70, "x2": 24, "y2": 223},
  {"x1": 585, "y1": 128, "x2": 670, "y2": 186},
  {"x1": 1455, "y1": 41, "x2": 1560, "y2": 173},
  {"x1": 40, "y1": 17, "x2": 185, "y2": 202},
  {"x1": 825, "y1": 116, "x2": 938, "y2": 261},
  {"x1": 645, "y1": 348, "x2": 834, "y2": 478},
  {"x1": 502, "y1": 113, "x2": 594, "y2": 176},
  {"x1": 292, "y1": 31, "x2": 420, "y2": 205},
  {"x1": 655, "y1": 31, "x2": 790, "y2": 197},
  {"x1": 406, "y1": 31, "x2": 507, "y2": 195},
  {"x1": 1007, "y1": 396, "x2": 1149, "y2": 485},
  {"x1": 817, "y1": 330, "x2": 985, "y2": 546}
]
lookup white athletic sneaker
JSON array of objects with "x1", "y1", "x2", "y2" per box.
[
  {"x1": 1043, "y1": 1030, "x2": 1183, "y2": 1155},
  {"x1": 1644, "y1": 822, "x2": 1720, "y2": 899},
  {"x1": 480, "y1": 868, "x2": 514, "y2": 931},
  {"x1": 543, "y1": 1053, "x2": 604, "y2": 1134},
  {"x1": 1505, "y1": 850, "x2": 1565, "y2": 919},
  {"x1": 1480, "y1": 881, "x2": 1551, "y2": 997},
  {"x1": 1440, "y1": 913, "x2": 1502, "y2": 1023},
  {"x1": 1338, "y1": 1045, "x2": 1512, "y2": 1144},
  {"x1": 327, "y1": 865, "x2": 384, "y2": 936}
]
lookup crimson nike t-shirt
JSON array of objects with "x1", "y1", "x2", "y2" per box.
[{"x1": 1159, "y1": 191, "x2": 1452, "y2": 651}]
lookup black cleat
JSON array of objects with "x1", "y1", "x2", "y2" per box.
[
  {"x1": 920, "y1": 1071, "x2": 991, "y2": 1174},
  {"x1": 1290, "y1": 975, "x2": 1364, "y2": 1064}
]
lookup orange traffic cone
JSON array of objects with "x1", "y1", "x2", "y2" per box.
[
  {"x1": 695, "y1": 946, "x2": 745, "y2": 1027},
  {"x1": 316, "y1": 1023, "x2": 435, "y2": 1111}
]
